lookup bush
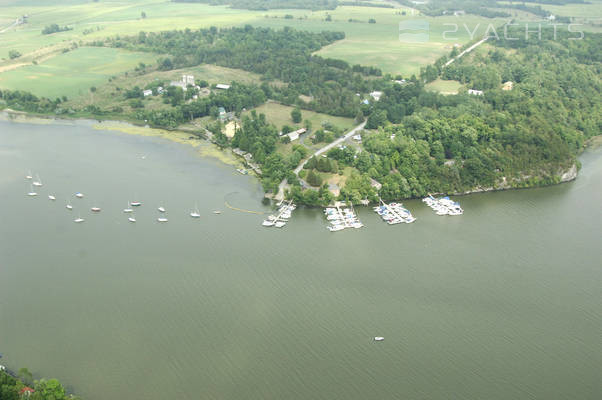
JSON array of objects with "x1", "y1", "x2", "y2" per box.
[{"x1": 8, "y1": 50, "x2": 21, "y2": 59}]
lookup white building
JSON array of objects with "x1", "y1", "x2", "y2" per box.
[
  {"x1": 468, "y1": 89, "x2": 484, "y2": 96},
  {"x1": 142, "y1": 89, "x2": 153, "y2": 97},
  {"x1": 182, "y1": 74, "x2": 195, "y2": 85},
  {"x1": 284, "y1": 128, "x2": 306, "y2": 141},
  {"x1": 370, "y1": 91, "x2": 383, "y2": 101},
  {"x1": 216, "y1": 84, "x2": 231, "y2": 90}
]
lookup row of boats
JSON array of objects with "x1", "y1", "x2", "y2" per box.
[
  {"x1": 262, "y1": 201, "x2": 295, "y2": 228},
  {"x1": 324, "y1": 205, "x2": 363, "y2": 232},
  {"x1": 422, "y1": 195, "x2": 464, "y2": 216},
  {"x1": 373, "y1": 201, "x2": 416, "y2": 224},
  {"x1": 24, "y1": 172, "x2": 217, "y2": 223}
]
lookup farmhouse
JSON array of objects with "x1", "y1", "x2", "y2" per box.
[
  {"x1": 370, "y1": 91, "x2": 383, "y2": 101},
  {"x1": 468, "y1": 89, "x2": 484, "y2": 96},
  {"x1": 284, "y1": 128, "x2": 306, "y2": 141}
]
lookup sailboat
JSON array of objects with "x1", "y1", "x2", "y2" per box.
[
  {"x1": 123, "y1": 202, "x2": 133, "y2": 213},
  {"x1": 91, "y1": 207, "x2": 101, "y2": 212},
  {"x1": 158, "y1": 206, "x2": 166, "y2": 213},
  {"x1": 32, "y1": 174, "x2": 43, "y2": 187},
  {"x1": 190, "y1": 204, "x2": 201, "y2": 218},
  {"x1": 75, "y1": 192, "x2": 84, "y2": 198},
  {"x1": 27, "y1": 185, "x2": 37, "y2": 196},
  {"x1": 26, "y1": 171, "x2": 33, "y2": 180},
  {"x1": 131, "y1": 201, "x2": 142, "y2": 207},
  {"x1": 66, "y1": 199, "x2": 73, "y2": 210},
  {"x1": 48, "y1": 195, "x2": 56, "y2": 201},
  {"x1": 74, "y1": 214, "x2": 84, "y2": 223},
  {"x1": 128, "y1": 213, "x2": 136, "y2": 223},
  {"x1": 157, "y1": 217, "x2": 168, "y2": 223}
]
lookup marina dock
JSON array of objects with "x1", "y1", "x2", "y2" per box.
[
  {"x1": 262, "y1": 200, "x2": 295, "y2": 228},
  {"x1": 374, "y1": 199, "x2": 416, "y2": 224},
  {"x1": 324, "y1": 202, "x2": 363, "y2": 232},
  {"x1": 422, "y1": 195, "x2": 463, "y2": 215}
]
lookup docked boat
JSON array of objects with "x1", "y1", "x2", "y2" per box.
[
  {"x1": 262, "y1": 220, "x2": 275, "y2": 227},
  {"x1": 328, "y1": 225, "x2": 345, "y2": 232},
  {"x1": 274, "y1": 221, "x2": 286, "y2": 228}
]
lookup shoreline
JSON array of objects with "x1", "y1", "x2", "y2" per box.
[{"x1": 2, "y1": 110, "x2": 598, "y2": 207}]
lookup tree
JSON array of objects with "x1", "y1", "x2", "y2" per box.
[
  {"x1": 35, "y1": 378, "x2": 66, "y2": 400},
  {"x1": 8, "y1": 50, "x2": 21, "y2": 59},
  {"x1": 354, "y1": 110, "x2": 364, "y2": 124},
  {"x1": 18, "y1": 367, "x2": 33, "y2": 386},
  {"x1": 141, "y1": 11, "x2": 147, "y2": 19},
  {"x1": 306, "y1": 170, "x2": 322, "y2": 187},
  {"x1": 291, "y1": 107, "x2": 302, "y2": 123},
  {"x1": 368, "y1": 18, "x2": 376, "y2": 24}
]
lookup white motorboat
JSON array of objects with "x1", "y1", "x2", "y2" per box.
[
  {"x1": 75, "y1": 192, "x2": 84, "y2": 198},
  {"x1": 91, "y1": 207, "x2": 101, "y2": 212},
  {"x1": 131, "y1": 202, "x2": 141, "y2": 207},
  {"x1": 123, "y1": 202, "x2": 133, "y2": 213},
  {"x1": 27, "y1": 185, "x2": 37, "y2": 197},
  {"x1": 32, "y1": 174, "x2": 43, "y2": 187},
  {"x1": 213, "y1": 210, "x2": 221, "y2": 214},
  {"x1": 66, "y1": 201, "x2": 73, "y2": 210},
  {"x1": 74, "y1": 215, "x2": 84, "y2": 223},
  {"x1": 158, "y1": 206, "x2": 166, "y2": 213},
  {"x1": 157, "y1": 217, "x2": 168, "y2": 223},
  {"x1": 374, "y1": 337, "x2": 384, "y2": 341},
  {"x1": 128, "y1": 216, "x2": 136, "y2": 223},
  {"x1": 190, "y1": 204, "x2": 201, "y2": 218},
  {"x1": 262, "y1": 220, "x2": 275, "y2": 227},
  {"x1": 26, "y1": 171, "x2": 33, "y2": 180},
  {"x1": 328, "y1": 225, "x2": 344, "y2": 232},
  {"x1": 275, "y1": 221, "x2": 286, "y2": 228},
  {"x1": 48, "y1": 195, "x2": 56, "y2": 201}
]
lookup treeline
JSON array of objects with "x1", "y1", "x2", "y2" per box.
[
  {"x1": 42, "y1": 24, "x2": 72, "y2": 35},
  {"x1": 316, "y1": 31, "x2": 601, "y2": 202},
  {"x1": 0, "y1": 90, "x2": 64, "y2": 113},
  {"x1": 170, "y1": 0, "x2": 337, "y2": 10},
  {"x1": 100, "y1": 26, "x2": 381, "y2": 117},
  {"x1": 134, "y1": 82, "x2": 267, "y2": 128},
  {"x1": 0, "y1": 368, "x2": 79, "y2": 400}
]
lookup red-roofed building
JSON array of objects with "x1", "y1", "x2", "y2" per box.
[{"x1": 20, "y1": 387, "x2": 35, "y2": 396}]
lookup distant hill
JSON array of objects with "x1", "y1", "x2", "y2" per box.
[{"x1": 171, "y1": 0, "x2": 338, "y2": 11}]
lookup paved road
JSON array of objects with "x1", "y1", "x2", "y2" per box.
[
  {"x1": 275, "y1": 121, "x2": 366, "y2": 200},
  {"x1": 444, "y1": 37, "x2": 489, "y2": 67}
]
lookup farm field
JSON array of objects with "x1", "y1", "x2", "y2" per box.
[
  {"x1": 0, "y1": 0, "x2": 507, "y2": 84},
  {"x1": 0, "y1": 46, "x2": 156, "y2": 99},
  {"x1": 243, "y1": 101, "x2": 355, "y2": 133},
  {"x1": 425, "y1": 78, "x2": 464, "y2": 95},
  {"x1": 68, "y1": 63, "x2": 264, "y2": 112}
]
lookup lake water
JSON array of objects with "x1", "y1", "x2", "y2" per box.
[{"x1": 1, "y1": 119, "x2": 601, "y2": 400}]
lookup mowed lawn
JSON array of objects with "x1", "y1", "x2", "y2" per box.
[
  {"x1": 425, "y1": 78, "x2": 464, "y2": 95},
  {"x1": 244, "y1": 102, "x2": 355, "y2": 133},
  {"x1": 0, "y1": 47, "x2": 156, "y2": 99}
]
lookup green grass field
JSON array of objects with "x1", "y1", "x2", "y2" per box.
[
  {"x1": 425, "y1": 78, "x2": 463, "y2": 95},
  {"x1": 0, "y1": 46, "x2": 156, "y2": 99},
  {"x1": 243, "y1": 101, "x2": 355, "y2": 133}
]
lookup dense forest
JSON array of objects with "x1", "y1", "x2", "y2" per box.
[
  {"x1": 171, "y1": 0, "x2": 338, "y2": 10},
  {"x1": 99, "y1": 26, "x2": 380, "y2": 118}
]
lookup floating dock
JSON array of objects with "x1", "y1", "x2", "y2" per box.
[
  {"x1": 422, "y1": 195, "x2": 463, "y2": 216},
  {"x1": 374, "y1": 199, "x2": 416, "y2": 224},
  {"x1": 262, "y1": 200, "x2": 295, "y2": 228},
  {"x1": 324, "y1": 202, "x2": 363, "y2": 232}
]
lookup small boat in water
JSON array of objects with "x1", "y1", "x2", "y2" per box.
[
  {"x1": 75, "y1": 192, "x2": 84, "y2": 198},
  {"x1": 48, "y1": 195, "x2": 56, "y2": 201},
  {"x1": 213, "y1": 210, "x2": 221, "y2": 214},
  {"x1": 91, "y1": 207, "x2": 101, "y2": 212},
  {"x1": 275, "y1": 221, "x2": 286, "y2": 228},
  {"x1": 131, "y1": 202, "x2": 142, "y2": 207},
  {"x1": 27, "y1": 185, "x2": 37, "y2": 197},
  {"x1": 32, "y1": 174, "x2": 43, "y2": 187},
  {"x1": 157, "y1": 217, "x2": 168, "y2": 223},
  {"x1": 262, "y1": 220, "x2": 275, "y2": 227},
  {"x1": 123, "y1": 202, "x2": 133, "y2": 213},
  {"x1": 66, "y1": 199, "x2": 73, "y2": 210},
  {"x1": 74, "y1": 215, "x2": 84, "y2": 223},
  {"x1": 190, "y1": 204, "x2": 201, "y2": 218},
  {"x1": 374, "y1": 337, "x2": 384, "y2": 342},
  {"x1": 128, "y1": 216, "x2": 136, "y2": 223},
  {"x1": 26, "y1": 171, "x2": 33, "y2": 180},
  {"x1": 158, "y1": 206, "x2": 166, "y2": 213}
]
